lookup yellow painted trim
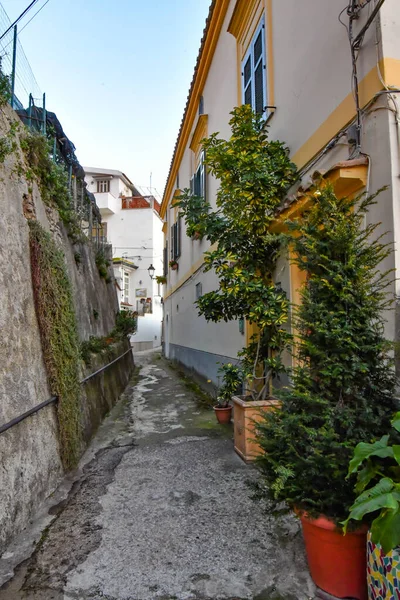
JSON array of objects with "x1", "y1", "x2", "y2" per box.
[
  {"x1": 270, "y1": 164, "x2": 368, "y2": 233},
  {"x1": 228, "y1": 0, "x2": 260, "y2": 41},
  {"x1": 162, "y1": 222, "x2": 167, "y2": 234},
  {"x1": 160, "y1": 0, "x2": 231, "y2": 220},
  {"x1": 292, "y1": 58, "x2": 400, "y2": 170},
  {"x1": 163, "y1": 243, "x2": 218, "y2": 301},
  {"x1": 382, "y1": 58, "x2": 400, "y2": 88},
  {"x1": 189, "y1": 114, "x2": 208, "y2": 153}
]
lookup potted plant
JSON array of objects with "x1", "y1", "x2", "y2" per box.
[
  {"x1": 343, "y1": 412, "x2": 400, "y2": 599},
  {"x1": 212, "y1": 363, "x2": 240, "y2": 425},
  {"x1": 254, "y1": 186, "x2": 397, "y2": 600},
  {"x1": 155, "y1": 275, "x2": 167, "y2": 285},
  {"x1": 169, "y1": 259, "x2": 178, "y2": 271},
  {"x1": 176, "y1": 105, "x2": 297, "y2": 461}
]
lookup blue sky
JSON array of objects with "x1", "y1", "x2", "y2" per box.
[{"x1": 1, "y1": 0, "x2": 211, "y2": 196}]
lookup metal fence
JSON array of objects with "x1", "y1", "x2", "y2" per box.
[
  {"x1": 0, "y1": 2, "x2": 107, "y2": 248},
  {"x1": 0, "y1": 3, "x2": 43, "y2": 114}
]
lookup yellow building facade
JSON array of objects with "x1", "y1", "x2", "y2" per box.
[{"x1": 161, "y1": 0, "x2": 400, "y2": 385}]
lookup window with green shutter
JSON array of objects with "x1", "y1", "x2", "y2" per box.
[{"x1": 241, "y1": 16, "x2": 267, "y2": 118}]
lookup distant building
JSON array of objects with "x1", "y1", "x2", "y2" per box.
[{"x1": 85, "y1": 167, "x2": 163, "y2": 351}]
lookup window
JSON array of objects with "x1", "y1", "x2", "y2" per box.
[
  {"x1": 97, "y1": 179, "x2": 110, "y2": 193},
  {"x1": 163, "y1": 243, "x2": 168, "y2": 277},
  {"x1": 195, "y1": 282, "x2": 203, "y2": 300},
  {"x1": 242, "y1": 17, "x2": 267, "y2": 117},
  {"x1": 123, "y1": 271, "x2": 129, "y2": 303},
  {"x1": 199, "y1": 96, "x2": 204, "y2": 115},
  {"x1": 190, "y1": 151, "x2": 206, "y2": 200},
  {"x1": 170, "y1": 218, "x2": 181, "y2": 261}
]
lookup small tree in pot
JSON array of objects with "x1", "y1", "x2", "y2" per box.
[
  {"x1": 255, "y1": 185, "x2": 397, "y2": 599},
  {"x1": 177, "y1": 105, "x2": 297, "y2": 458}
]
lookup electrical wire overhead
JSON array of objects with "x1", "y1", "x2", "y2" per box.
[{"x1": 0, "y1": 0, "x2": 40, "y2": 41}]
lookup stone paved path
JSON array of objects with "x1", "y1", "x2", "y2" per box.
[{"x1": 0, "y1": 351, "x2": 315, "y2": 600}]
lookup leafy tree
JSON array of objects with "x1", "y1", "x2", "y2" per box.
[
  {"x1": 177, "y1": 105, "x2": 297, "y2": 399},
  {"x1": 255, "y1": 185, "x2": 398, "y2": 525}
]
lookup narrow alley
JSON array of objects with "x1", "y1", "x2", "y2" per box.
[{"x1": 0, "y1": 351, "x2": 314, "y2": 600}]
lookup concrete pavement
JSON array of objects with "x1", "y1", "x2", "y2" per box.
[{"x1": 0, "y1": 351, "x2": 315, "y2": 600}]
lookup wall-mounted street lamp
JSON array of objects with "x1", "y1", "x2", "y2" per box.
[{"x1": 147, "y1": 264, "x2": 155, "y2": 280}]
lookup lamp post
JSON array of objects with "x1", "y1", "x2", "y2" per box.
[{"x1": 148, "y1": 264, "x2": 155, "y2": 280}]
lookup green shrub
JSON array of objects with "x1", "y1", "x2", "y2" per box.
[
  {"x1": 95, "y1": 249, "x2": 111, "y2": 279},
  {"x1": 255, "y1": 185, "x2": 398, "y2": 525}
]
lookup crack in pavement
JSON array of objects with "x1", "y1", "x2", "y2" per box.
[{"x1": 0, "y1": 444, "x2": 134, "y2": 600}]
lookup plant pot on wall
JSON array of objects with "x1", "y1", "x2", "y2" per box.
[
  {"x1": 169, "y1": 261, "x2": 178, "y2": 271},
  {"x1": 232, "y1": 395, "x2": 280, "y2": 462},
  {"x1": 299, "y1": 513, "x2": 368, "y2": 600}
]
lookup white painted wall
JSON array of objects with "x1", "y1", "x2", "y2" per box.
[{"x1": 84, "y1": 170, "x2": 164, "y2": 349}]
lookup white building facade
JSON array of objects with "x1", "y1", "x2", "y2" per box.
[{"x1": 85, "y1": 167, "x2": 164, "y2": 351}]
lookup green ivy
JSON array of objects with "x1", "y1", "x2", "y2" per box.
[
  {"x1": 0, "y1": 65, "x2": 11, "y2": 106},
  {"x1": 80, "y1": 310, "x2": 138, "y2": 366},
  {"x1": 29, "y1": 220, "x2": 82, "y2": 470},
  {"x1": 21, "y1": 132, "x2": 83, "y2": 242},
  {"x1": 95, "y1": 249, "x2": 111, "y2": 279},
  {"x1": 177, "y1": 105, "x2": 297, "y2": 399},
  {"x1": 255, "y1": 185, "x2": 398, "y2": 525}
]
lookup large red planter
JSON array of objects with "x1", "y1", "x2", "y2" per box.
[{"x1": 300, "y1": 514, "x2": 368, "y2": 600}]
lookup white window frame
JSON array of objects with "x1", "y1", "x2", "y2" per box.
[
  {"x1": 97, "y1": 179, "x2": 110, "y2": 193},
  {"x1": 123, "y1": 270, "x2": 129, "y2": 303},
  {"x1": 241, "y1": 16, "x2": 268, "y2": 119}
]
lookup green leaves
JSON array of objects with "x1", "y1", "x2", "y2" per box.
[
  {"x1": 348, "y1": 436, "x2": 393, "y2": 475},
  {"x1": 344, "y1": 413, "x2": 400, "y2": 552},
  {"x1": 177, "y1": 105, "x2": 297, "y2": 400},
  {"x1": 256, "y1": 184, "x2": 397, "y2": 526},
  {"x1": 370, "y1": 506, "x2": 400, "y2": 554}
]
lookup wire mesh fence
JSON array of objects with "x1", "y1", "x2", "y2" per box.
[{"x1": 0, "y1": 2, "x2": 43, "y2": 112}]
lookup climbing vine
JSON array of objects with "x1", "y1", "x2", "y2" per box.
[
  {"x1": 21, "y1": 133, "x2": 83, "y2": 243},
  {"x1": 29, "y1": 220, "x2": 82, "y2": 469}
]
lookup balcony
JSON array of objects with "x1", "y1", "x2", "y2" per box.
[{"x1": 94, "y1": 192, "x2": 119, "y2": 215}]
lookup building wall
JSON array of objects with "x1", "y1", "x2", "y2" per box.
[
  {"x1": 162, "y1": 0, "x2": 400, "y2": 384},
  {"x1": 0, "y1": 106, "x2": 125, "y2": 553},
  {"x1": 92, "y1": 187, "x2": 164, "y2": 350},
  {"x1": 163, "y1": 1, "x2": 245, "y2": 383}
]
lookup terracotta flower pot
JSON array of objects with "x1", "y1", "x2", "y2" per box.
[
  {"x1": 300, "y1": 513, "x2": 368, "y2": 600},
  {"x1": 193, "y1": 231, "x2": 202, "y2": 240},
  {"x1": 232, "y1": 395, "x2": 280, "y2": 462},
  {"x1": 170, "y1": 263, "x2": 178, "y2": 271},
  {"x1": 214, "y1": 405, "x2": 232, "y2": 424}
]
